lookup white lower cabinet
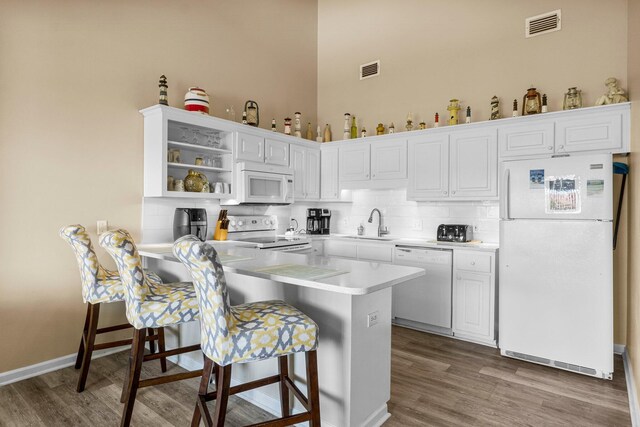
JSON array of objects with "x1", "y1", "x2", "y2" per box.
[
  {"x1": 452, "y1": 250, "x2": 496, "y2": 346},
  {"x1": 324, "y1": 240, "x2": 357, "y2": 259},
  {"x1": 323, "y1": 239, "x2": 393, "y2": 263}
]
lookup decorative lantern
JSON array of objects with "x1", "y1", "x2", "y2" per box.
[
  {"x1": 522, "y1": 87, "x2": 542, "y2": 115},
  {"x1": 244, "y1": 100, "x2": 259, "y2": 126},
  {"x1": 184, "y1": 87, "x2": 210, "y2": 114},
  {"x1": 563, "y1": 87, "x2": 583, "y2": 110}
]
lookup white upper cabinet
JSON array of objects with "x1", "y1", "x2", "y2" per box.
[
  {"x1": 264, "y1": 138, "x2": 290, "y2": 166},
  {"x1": 407, "y1": 135, "x2": 449, "y2": 200},
  {"x1": 236, "y1": 132, "x2": 264, "y2": 162},
  {"x1": 291, "y1": 145, "x2": 320, "y2": 200},
  {"x1": 499, "y1": 121, "x2": 555, "y2": 158},
  {"x1": 339, "y1": 145, "x2": 371, "y2": 182},
  {"x1": 450, "y1": 129, "x2": 498, "y2": 199},
  {"x1": 371, "y1": 140, "x2": 407, "y2": 180},
  {"x1": 321, "y1": 147, "x2": 340, "y2": 200},
  {"x1": 556, "y1": 110, "x2": 623, "y2": 154}
]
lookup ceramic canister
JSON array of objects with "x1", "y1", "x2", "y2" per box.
[{"x1": 184, "y1": 87, "x2": 210, "y2": 114}]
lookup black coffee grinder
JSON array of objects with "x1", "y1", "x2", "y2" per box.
[
  {"x1": 306, "y1": 208, "x2": 331, "y2": 235},
  {"x1": 173, "y1": 208, "x2": 208, "y2": 241}
]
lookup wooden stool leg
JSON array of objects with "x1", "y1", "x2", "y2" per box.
[
  {"x1": 158, "y1": 327, "x2": 167, "y2": 373},
  {"x1": 192, "y1": 357, "x2": 215, "y2": 427},
  {"x1": 213, "y1": 364, "x2": 232, "y2": 427},
  {"x1": 278, "y1": 355, "x2": 290, "y2": 417},
  {"x1": 76, "y1": 303, "x2": 100, "y2": 392},
  {"x1": 306, "y1": 350, "x2": 321, "y2": 426},
  {"x1": 120, "y1": 328, "x2": 146, "y2": 427},
  {"x1": 147, "y1": 328, "x2": 156, "y2": 354},
  {"x1": 74, "y1": 303, "x2": 92, "y2": 369}
]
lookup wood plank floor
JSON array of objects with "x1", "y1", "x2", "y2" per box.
[{"x1": 0, "y1": 326, "x2": 630, "y2": 426}]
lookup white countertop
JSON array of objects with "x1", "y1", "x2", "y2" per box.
[
  {"x1": 287, "y1": 234, "x2": 499, "y2": 252},
  {"x1": 138, "y1": 242, "x2": 425, "y2": 296}
]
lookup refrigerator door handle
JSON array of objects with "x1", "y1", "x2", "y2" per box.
[{"x1": 500, "y1": 168, "x2": 511, "y2": 220}]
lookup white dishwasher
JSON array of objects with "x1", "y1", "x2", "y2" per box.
[{"x1": 392, "y1": 246, "x2": 453, "y2": 335}]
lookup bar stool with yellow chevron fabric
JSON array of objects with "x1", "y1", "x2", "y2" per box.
[
  {"x1": 59, "y1": 225, "x2": 167, "y2": 393},
  {"x1": 99, "y1": 229, "x2": 202, "y2": 427},
  {"x1": 173, "y1": 235, "x2": 321, "y2": 427}
]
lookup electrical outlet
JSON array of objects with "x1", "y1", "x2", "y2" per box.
[
  {"x1": 97, "y1": 220, "x2": 108, "y2": 235},
  {"x1": 411, "y1": 219, "x2": 423, "y2": 231},
  {"x1": 367, "y1": 311, "x2": 379, "y2": 327}
]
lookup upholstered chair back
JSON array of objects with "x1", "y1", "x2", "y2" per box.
[{"x1": 173, "y1": 236, "x2": 233, "y2": 364}]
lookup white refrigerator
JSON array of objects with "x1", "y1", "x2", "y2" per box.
[{"x1": 499, "y1": 153, "x2": 613, "y2": 379}]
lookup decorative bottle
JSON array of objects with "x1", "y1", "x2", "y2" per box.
[
  {"x1": 350, "y1": 116, "x2": 357, "y2": 139},
  {"x1": 316, "y1": 125, "x2": 323, "y2": 143},
  {"x1": 306, "y1": 122, "x2": 314, "y2": 140},
  {"x1": 323, "y1": 124, "x2": 332, "y2": 142}
]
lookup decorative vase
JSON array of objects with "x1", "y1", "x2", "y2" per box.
[
  {"x1": 184, "y1": 87, "x2": 210, "y2": 114},
  {"x1": 184, "y1": 169, "x2": 206, "y2": 192}
]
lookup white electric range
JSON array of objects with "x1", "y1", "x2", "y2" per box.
[{"x1": 226, "y1": 215, "x2": 313, "y2": 253}]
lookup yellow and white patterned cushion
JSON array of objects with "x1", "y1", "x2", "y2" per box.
[
  {"x1": 59, "y1": 225, "x2": 163, "y2": 304},
  {"x1": 173, "y1": 236, "x2": 318, "y2": 366},
  {"x1": 99, "y1": 229, "x2": 199, "y2": 329}
]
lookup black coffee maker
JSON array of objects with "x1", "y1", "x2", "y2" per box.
[
  {"x1": 306, "y1": 208, "x2": 331, "y2": 235},
  {"x1": 173, "y1": 208, "x2": 208, "y2": 241}
]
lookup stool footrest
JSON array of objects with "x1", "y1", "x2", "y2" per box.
[
  {"x1": 94, "y1": 339, "x2": 133, "y2": 350},
  {"x1": 245, "y1": 412, "x2": 312, "y2": 427},
  {"x1": 139, "y1": 370, "x2": 203, "y2": 388},
  {"x1": 143, "y1": 344, "x2": 200, "y2": 362},
  {"x1": 96, "y1": 323, "x2": 132, "y2": 334},
  {"x1": 203, "y1": 374, "x2": 281, "y2": 402},
  {"x1": 284, "y1": 377, "x2": 310, "y2": 411}
]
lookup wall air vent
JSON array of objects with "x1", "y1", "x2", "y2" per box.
[
  {"x1": 526, "y1": 10, "x2": 561, "y2": 38},
  {"x1": 360, "y1": 60, "x2": 380, "y2": 80}
]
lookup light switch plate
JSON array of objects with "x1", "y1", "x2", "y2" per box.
[{"x1": 411, "y1": 219, "x2": 423, "y2": 231}]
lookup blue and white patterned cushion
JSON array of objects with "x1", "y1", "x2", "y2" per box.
[
  {"x1": 173, "y1": 235, "x2": 318, "y2": 366},
  {"x1": 99, "y1": 229, "x2": 199, "y2": 329},
  {"x1": 59, "y1": 224, "x2": 163, "y2": 304}
]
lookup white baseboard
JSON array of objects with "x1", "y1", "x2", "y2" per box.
[
  {"x1": 623, "y1": 349, "x2": 640, "y2": 427},
  {"x1": 615, "y1": 344, "x2": 626, "y2": 355},
  {"x1": 0, "y1": 346, "x2": 129, "y2": 387}
]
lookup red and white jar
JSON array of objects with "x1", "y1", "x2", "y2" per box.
[{"x1": 184, "y1": 87, "x2": 210, "y2": 114}]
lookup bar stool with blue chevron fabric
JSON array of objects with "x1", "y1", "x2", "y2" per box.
[
  {"x1": 59, "y1": 224, "x2": 167, "y2": 393},
  {"x1": 173, "y1": 235, "x2": 321, "y2": 427},
  {"x1": 99, "y1": 229, "x2": 202, "y2": 427}
]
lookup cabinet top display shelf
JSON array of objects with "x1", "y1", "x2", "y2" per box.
[{"x1": 167, "y1": 140, "x2": 232, "y2": 154}]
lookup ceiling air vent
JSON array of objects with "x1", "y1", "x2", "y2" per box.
[
  {"x1": 526, "y1": 10, "x2": 561, "y2": 38},
  {"x1": 360, "y1": 60, "x2": 380, "y2": 80}
]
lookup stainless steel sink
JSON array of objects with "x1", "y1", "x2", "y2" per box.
[{"x1": 342, "y1": 235, "x2": 394, "y2": 242}]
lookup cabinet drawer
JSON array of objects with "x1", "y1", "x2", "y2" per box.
[
  {"x1": 324, "y1": 240, "x2": 357, "y2": 259},
  {"x1": 455, "y1": 251, "x2": 492, "y2": 273},
  {"x1": 357, "y1": 244, "x2": 393, "y2": 262}
]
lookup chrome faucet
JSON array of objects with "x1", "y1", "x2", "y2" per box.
[{"x1": 368, "y1": 208, "x2": 389, "y2": 237}]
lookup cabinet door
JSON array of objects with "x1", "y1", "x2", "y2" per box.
[
  {"x1": 556, "y1": 111, "x2": 623, "y2": 153},
  {"x1": 499, "y1": 122, "x2": 555, "y2": 158},
  {"x1": 265, "y1": 138, "x2": 289, "y2": 166},
  {"x1": 450, "y1": 129, "x2": 498, "y2": 199},
  {"x1": 290, "y1": 145, "x2": 306, "y2": 199},
  {"x1": 371, "y1": 140, "x2": 407, "y2": 180},
  {"x1": 236, "y1": 132, "x2": 264, "y2": 162},
  {"x1": 407, "y1": 135, "x2": 449, "y2": 200},
  {"x1": 321, "y1": 147, "x2": 339, "y2": 200},
  {"x1": 339, "y1": 145, "x2": 371, "y2": 182},
  {"x1": 305, "y1": 148, "x2": 321, "y2": 200},
  {"x1": 356, "y1": 244, "x2": 393, "y2": 263},
  {"x1": 453, "y1": 271, "x2": 492, "y2": 338},
  {"x1": 324, "y1": 240, "x2": 357, "y2": 258}
]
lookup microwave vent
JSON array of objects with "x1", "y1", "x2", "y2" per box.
[
  {"x1": 526, "y1": 10, "x2": 561, "y2": 38},
  {"x1": 360, "y1": 60, "x2": 380, "y2": 80}
]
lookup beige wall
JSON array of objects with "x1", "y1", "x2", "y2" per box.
[
  {"x1": 0, "y1": 0, "x2": 318, "y2": 373},
  {"x1": 626, "y1": 0, "x2": 640, "y2": 408},
  {"x1": 318, "y1": 0, "x2": 630, "y2": 344}
]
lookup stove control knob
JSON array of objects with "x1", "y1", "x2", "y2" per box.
[
  {"x1": 230, "y1": 220, "x2": 236, "y2": 227},
  {"x1": 237, "y1": 220, "x2": 244, "y2": 227},
  {"x1": 263, "y1": 219, "x2": 270, "y2": 225}
]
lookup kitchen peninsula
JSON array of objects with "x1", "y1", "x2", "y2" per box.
[{"x1": 138, "y1": 243, "x2": 425, "y2": 427}]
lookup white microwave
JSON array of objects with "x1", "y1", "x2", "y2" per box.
[{"x1": 222, "y1": 162, "x2": 294, "y2": 205}]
